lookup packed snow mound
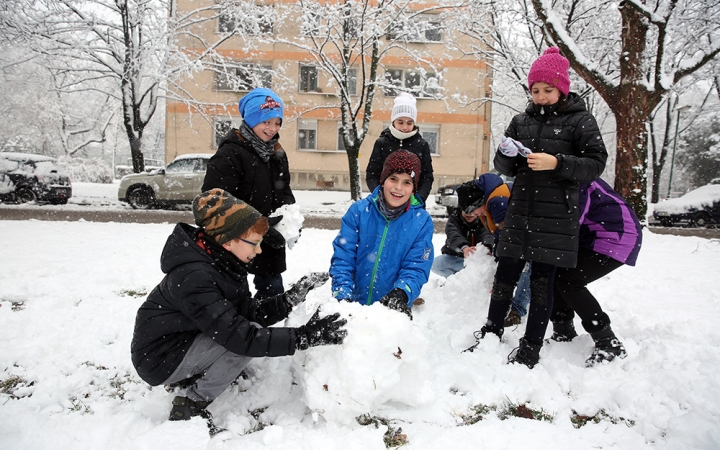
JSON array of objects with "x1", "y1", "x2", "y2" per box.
[
  {"x1": 288, "y1": 297, "x2": 435, "y2": 425},
  {"x1": 270, "y1": 204, "x2": 304, "y2": 249}
]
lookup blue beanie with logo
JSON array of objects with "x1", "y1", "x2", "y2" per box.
[{"x1": 238, "y1": 88, "x2": 284, "y2": 128}]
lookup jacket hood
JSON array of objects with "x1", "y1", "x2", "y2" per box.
[
  {"x1": 474, "y1": 173, "x2": 504, "y2": 203},
  {"x1": 160, "y1": 223, "x2": 214, "y2": 274}
]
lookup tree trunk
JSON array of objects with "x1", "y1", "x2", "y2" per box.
[{"x1": 346, "y1": 144, "x2": 362, "y2": 201}]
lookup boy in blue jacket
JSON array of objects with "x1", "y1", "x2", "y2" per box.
[{"x1": 330, "y1": 150, "x2": 434, "y2": 319}]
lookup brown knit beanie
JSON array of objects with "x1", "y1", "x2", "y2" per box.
[
  {"x1": 379, "y1": 150, "x2": 422, "y2": 192},
  {"x1": 192, "y1": 189, "x2": 262, "y2": 245}
]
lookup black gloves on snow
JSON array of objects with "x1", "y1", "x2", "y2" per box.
[
  {"x1": 380, "y1": 288, "x2": 413, "y2": 320},
  {"x1": 264, "y1": 226, "x2": 286, "y2": 249},
  {"x1": 285, "y1": 272, "x2": 330, "y2": 308},
  {"x1": 294, "y1": 308, "x2": 348, "y2": 351}
]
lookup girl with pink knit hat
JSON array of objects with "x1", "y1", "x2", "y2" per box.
[{"x1": 471, "y1": 47, "x2": 609, "y2": 369}]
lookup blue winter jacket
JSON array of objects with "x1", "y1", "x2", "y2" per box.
[
  {"x1": 330, "y1": 187, "x2": 435, "y2": 306},
  {"x1": 579, "y1": 179, "x2": 642, "y2": 266}
]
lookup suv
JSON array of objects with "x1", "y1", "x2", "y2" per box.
[
  {"x1": 435, "y1": 183, "x2": 462, "y2": 215},
  {"x1": 0, "y1": 152, "x2": 72, "y2": 204},
  {"x1": 118, "y1": 154, "x2": 211, "y2": 209}
]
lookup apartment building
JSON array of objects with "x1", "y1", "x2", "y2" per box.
[{"x1": 166, "y1": 0, "x2": 492, "y2": 192}]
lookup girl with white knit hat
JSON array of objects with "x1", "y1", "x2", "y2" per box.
[{"x1": 365, "y1": 92, "x2": 435, "y2": 204}]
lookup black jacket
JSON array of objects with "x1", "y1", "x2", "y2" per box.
[
  {"x1": 441, "y1": 211, "x2": 494, "y2": 257},
  {"x1": 202, "y1": 129, "x2": 295, "y2": 275},
  {"x1": 365, "y1": 127, "x2": 434, "y2": 202},
  {"x1": 130, "y1": 223, "x2": 297, "y2": 386},
  {"x1": 494, "y1": 93, "x2": 607, "y2": 268}
]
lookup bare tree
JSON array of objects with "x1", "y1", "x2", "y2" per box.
[
  {"x1": 529, "y1": 0, "x2": 720, "y2": 217},
  {"x1": 1, "y1": 0, "x2": 239, "y2": 173}
]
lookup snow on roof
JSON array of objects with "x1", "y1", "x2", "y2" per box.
[
  {"x1": 0, "y1": 152, "x2": 57, "y2": 163},
  {"x1": 654, "y1": 184, "x2": 720, "y2": 214}
]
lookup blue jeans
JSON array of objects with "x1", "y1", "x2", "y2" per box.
[
  {"x1": 432, "y1": 254, "x2": 532, "y2": 316},
  {"x1": 253, "y1": 274, "x2": 284, "y2": 299}
]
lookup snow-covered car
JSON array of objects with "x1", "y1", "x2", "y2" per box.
[
  {"x1": 114, "y1": 158, "x2": 164, "y2": 179},
  {"x1": 435, "y1": 182, "x2": 462, "y2": 215},
  {"x1": 0, "y1": 152, "x2": 72, "y2": 204},
  {"x1": 652, "y1": 184, "x2": 720, "y2": 228},
  {"x1": 118, "y1": 154, "x2": 210, "y2": 209}
]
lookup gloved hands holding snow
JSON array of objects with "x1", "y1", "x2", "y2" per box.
[
  {"x1": 294, "y1": 307, "x2": 348, "y2": 351},
  {"x1": 498, "y1": 136, "x2": 532, "y2": 158},
  {"x1": 285, "y1": 272, "x2": 330, "y2": 307},
  {"x1": 267, "y1": 215, "x2": 283, "y2": 227},
  {"x1": 380, "y1": 288, "x2": 413, "y2": 320},
  {"x1": 263, "y1": 226, "x2": 286, "y2": 249}
]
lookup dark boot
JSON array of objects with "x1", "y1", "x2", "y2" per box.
[
  {"x1": 168, "y1": 396, "x2": 213, "y2": 421},
  {"x1": 507, "y1": 337, "x2": 542, "y2": 369},
  {"x1": 504, "y1": 309, "x2": 522, "y2": 327},
  {"x1": 586, "y1": 327, "x2": 627, "y2": 367},
  {"x1": 549, "y1": 320, "x2": 578, "y2": 342}
]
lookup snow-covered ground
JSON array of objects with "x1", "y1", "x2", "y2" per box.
[{"x1": 1, "y1": 184, "x2": 719, "y2": 449}]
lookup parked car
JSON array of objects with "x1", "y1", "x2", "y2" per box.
[
  {"x1": 118, "y1": 154, "x2": 211, "y2": 209},
  {"x1": 435, "y1": 172, "x2": 515, "y2": 216},
  {"x1": 114, "y1": 158, "x2": 164, "y2": 179},
  {"x1": 0, "y1": 152, "x2": 72, "y2": 204},
  {"x1": 652, "y1": 184, "x2": 720, "y2": 228},
  {"x1": 435, "y1": 183, "x2": 462, "y2": 215}
]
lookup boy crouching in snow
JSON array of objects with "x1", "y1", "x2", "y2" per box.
[{"x1": 131, "y1": 189, "x2": 346, "y2": 422}]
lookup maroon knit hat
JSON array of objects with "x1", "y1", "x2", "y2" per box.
[
  {"x1": 379, "y1": 150, "x2": 421, "y2": 193},
  {"x1": 527, "y1": 47, "x2": 571, "y2": 96}
]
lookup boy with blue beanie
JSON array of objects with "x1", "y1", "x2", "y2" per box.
[{"x1": 203, "y1": 87, "x2": 295, "y2": 299}]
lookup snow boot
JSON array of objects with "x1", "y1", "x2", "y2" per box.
[
  {"x1": 504, "y1": 309, "x2": 522, "y2": 327},
  {"x1": 508, "y1": 337, "x2": 542, "y2": 369},
  {"x1": 168, "y1": 396, "x2": 213, "y2": 421},
  {"x1": 586, "y1": 327, "x2": 627, "y2": 367},
  {"x1": 549, "y1": 319, "x2": 578, "y2": 342}
]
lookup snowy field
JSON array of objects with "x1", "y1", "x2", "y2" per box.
[{"x1": 1, "y1": 184, "x2": 719, "y2": 449}]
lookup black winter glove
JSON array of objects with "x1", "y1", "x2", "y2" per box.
[
  {"x1": 285, "y1": 272, "x2": 330, "y2": 308},
  {"x1": 380, "y1": 288, "x2": 413, "y2": 320},
  {"x1": 264, "y1": 226, "x2": 286, "y2": 249},
  {"x1": 295, "y1": 308, "x2": 348, "y2": 351},
  {"x1": 267, "y1": 215, "x2": 283, "y2": 227}
]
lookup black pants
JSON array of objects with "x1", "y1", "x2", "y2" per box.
[
  {"x1": 552, "y1": 247, "x2": 623, "y2": 333},
  {"x1": 488, "y1": 257, "x2": 557, "y2": 345}
]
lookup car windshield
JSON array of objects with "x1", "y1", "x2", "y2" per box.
[{"x1": 165, "y1": 158, "x2": 197, "y2": 173}]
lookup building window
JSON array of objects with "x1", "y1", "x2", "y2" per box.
[
  {"x1": 215, "y1": 63, "x2": 272, "y2": 91},
  {"x1": 299, "y1": 65, "x2": 319, "y2": 92},
  {"x1": 298, "y1": 119, "x2": 317, "y2": 150},
  {"x1": 384, "y1": 69, "x2": 440, "y2": 98},
  {"x1": 213, "y1": 119, "x2": 234, "y2": 148},
  {"x1": 422, "y1": 124, "x2": 440, "y2": 155},
  {"x1": 387, "y1": 15, "x2": 442, "y2": 43},
  {"x1": 218, "y1": 8, "x2": 273, "y2": 35}
]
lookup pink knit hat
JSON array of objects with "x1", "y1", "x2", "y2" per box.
[{"x1": 527, "y1": 47, "x2": 570, "y2": 96}]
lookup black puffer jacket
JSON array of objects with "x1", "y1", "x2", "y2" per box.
[
  {"x1": 130, "y1": 223, "x2": 296, "y2": 386},
  {"x1": 365, "y1": 127, "x2": 434, "y2": 202},
  {"x1": 494, "y1": 93, "x2": 607, "y2": 268},
  {"x1": 202, "y1": 129, "x2": 295, "y2": 275},
  {"x1": 441, "y1": 211, "x2": 494, "y2": 257}
]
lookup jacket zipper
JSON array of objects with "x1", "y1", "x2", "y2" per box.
[{"x1": 367, "y1": 217, "x2": 390, "y2": 305}]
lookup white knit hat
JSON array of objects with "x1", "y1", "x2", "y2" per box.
[{"x1": 391, "y1": 92, "x2": 417, "y2": 123}]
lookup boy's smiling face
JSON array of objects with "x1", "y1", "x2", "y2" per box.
[
  {"x1": 252, "y1": 118, "x2": 282, "y2": 142},
  {"x1": 222, "y1": 232, "x2": 264, "y2": 263},
  {"x1": 382, "y1": 172, "x2": 414, "y2": 208}
]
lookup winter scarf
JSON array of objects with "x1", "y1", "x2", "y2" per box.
[{"x1": 238, "y1": 122, "x2": 278, "y2": 163}]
